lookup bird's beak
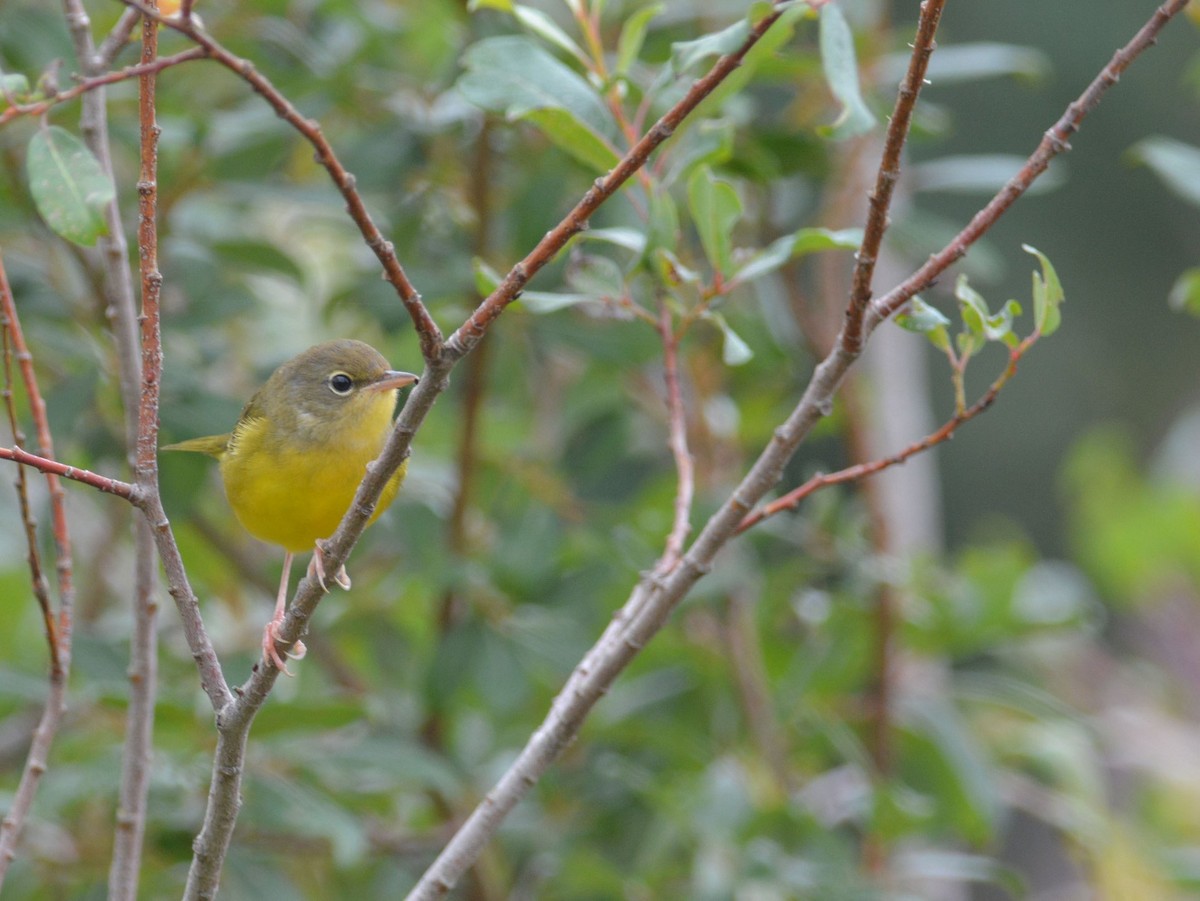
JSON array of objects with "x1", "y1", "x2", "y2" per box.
[{"x1": 368, "y1": 370, "x2": 420, "y2": 392}]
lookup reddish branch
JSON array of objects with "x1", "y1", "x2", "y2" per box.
[
  {"x1": 0, "y1": 49, "x2": 205, "y2": 127},
  {"x1": 843, "y1": 0, "x2": 945, "y2": 354},
  {"x1": 108, "y1": 10, "x2": 163, "y2": 899},
  {"x1": 736, "y1": 340, "x2": 1032, "y2": 534},
  {"x1": 0, "y1": 444, "x2": 135, "y2": 496}
]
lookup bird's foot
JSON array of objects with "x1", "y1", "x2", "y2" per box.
[
  {"x1": 310, "y1": 541, "x2": 352, "y2": 591},
  {"x1": 262, "y1": 616, "x2": 307, "y2": 677}
]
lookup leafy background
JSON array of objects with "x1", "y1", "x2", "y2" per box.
[{"x1": 0, "y1": 0, "x2": 1199, "y2": 898}]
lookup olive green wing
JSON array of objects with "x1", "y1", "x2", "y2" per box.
[{"x1": 161, "y1": 433, "x2": 232, "y2": 457}]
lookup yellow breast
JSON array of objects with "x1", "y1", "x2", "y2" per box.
[{"x1": 218, "y1": 397, "x2": 405, "y2": 553}]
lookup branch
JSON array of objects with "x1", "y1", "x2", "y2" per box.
[
  {"x1": 108, "y1": 9, "x2": 163, "y2": 897},
  {"x1": 863, "y1": 0, "x2": 1190, "y2": 336},
  {"x1": 654, "y1": 302, "x2": 693, "y2": 576},
  {"x1": 0, "y1": 445, "x2": 134, "y2": 498},
  {"x1": 118, "y1": 0, "x2": 444, "y2": 363},
  {"x1": 843, "y1": 0, "x2": 946, "y2": 354},
  {"x1": 405, "y1": 2, "x2": 1190, "y2": 895},
  {"x1": 0, "y1": 49, "x2": 206, "y2": 128}
]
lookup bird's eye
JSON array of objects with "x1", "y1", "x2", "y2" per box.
[{"x1": 328, "y1": 372, "x2": 354, "y2": 396}]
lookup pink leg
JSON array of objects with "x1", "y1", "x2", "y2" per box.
[{"x1": 262, "y1": 552, "x2": 307, "y2": 675}]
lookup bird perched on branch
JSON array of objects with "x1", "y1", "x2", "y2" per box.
[{"x1": 164, "y1": 339, "x2": 419, "y2": 673}]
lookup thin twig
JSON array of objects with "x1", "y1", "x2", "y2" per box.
[
  {"x1": 737, "y1": 335, "x2": 1035, "y2": 533},
  {"x1": 403, "y1": 3, "x2": 1188, "y2": 895},
  {"x1": 95, "y1": 7, "x2": 144, "y2": 69},
  {"x1": 0, "y1": 50, "x2": 205, "y2": 128},
  {"x1": 723, "y1": 590, "x2": 796, "y2": 796},
  {"x1": 654, "y1": 301, "x2": 693, "y2": 576},
  {"x1": 0, "y1": 445, "x2": 135, "y2": 497},
  {"x1": 108, "y1": 8, "x2": 163, "y2": 897},
  {"x1": 0, "y1": 256, "x2": 74, "y2": 886},
  {"x1": 843, "y1": 0, "x2": 946, "y2": 354},
  {"x1": 0, "y1": 324, "x2": 57, "y2": 663}
]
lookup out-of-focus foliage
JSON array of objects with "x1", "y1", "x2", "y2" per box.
[{"x1": 0, "y1": 1, "x2": 1198, "y2": 899}]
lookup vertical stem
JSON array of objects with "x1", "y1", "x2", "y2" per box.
[{"x1": 108, "y1": 7, "x2": 162, "y2": 898}]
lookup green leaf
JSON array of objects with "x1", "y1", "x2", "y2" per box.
[
  {"x1": 670, "y1": 18, "x2": 751, "y2": 75},
  {"x1": 519, "y1": 290, "x2": 594, "y2": 313},
  {"x1": 1, "y1": 72, "x2": 30, "y2": 98},
  {"x1": 687, "y1": 165, "x2": 742, "y2": 276},
  {"x1": 566, "y1": 253, "x2": 625, "y2": 298},
  {"x1": 955, "y1": 274, "x2": 988, "y2": 335},
  {"x1": 472, "y1": 257, "x2": 503, "y2": 295},
  {"x1": 26, "y1": 126, "x2": 115, "y2": 247},
  {"x1": 1168, "y1": 267, "x2": 1200, "y2": 317},
  {"x1": 917, "y1": 42, "x2": 1050, "y2": 85},
  {"x1": 914, "y1": 154, "x2": 1064, "y2": 196},
  {"x1": 1023, "y1": 244, "x2": 1064, "y2": 336},
  {"x1": 896, "y1": 296, "x2": 951, "y2": 352},
  {"x1": 513, "y1": 6, "x2": 588, "y2": 67},
  {"x1": 1128, "y1": 136, "x2": 1200, "y2": 207},
  {"x1": 523, "y1": 107, "x2": 619, "y2": 172},
  {"x1": 616, "y1": 3, "x2": 665, "y2": 76},
  {"x1": 579, "y1": 227, "x2": 647, "y2": 254},
  {"x1": 646, "y1": 190, "x2": 681, "y2": 259},
  {"x1": 733, "y1": 226, "x2": 861, "y2": 283},
  {"x1": 818, "y1": 2, "x2": 877, "y2": 140},
  {"x1": 663, "y1": 120, "x2": 734, "y2": 187},
  {"x1": 703, "y1": 311, "x2": 753, "y2": 365},
  {"x1": 458, "y1": 36, "x2": 615, "y2": 171}
]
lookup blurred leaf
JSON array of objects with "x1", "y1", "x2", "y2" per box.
[
  {"x1": 26, "y1": 126, "x2": 114, "y2": 246},
  {"x1": 914, "y1": 154, "x2": 1063, "y2": 195},
  {"x1": 519, "y1": 290, "x2": 595, "y2": 312},
  {"x1": 523, "y1": 106, "x2": 620, "y2": 172},
  {"x1": 733, "y1": 226, "x2": 861, "y2": 283},
  {"x1": 687, "y1": 165, "x2": 742, "y2": 276},
  {"x1": 894, "y1": 41, "x2": 1050, "y2": 85},
  {"x1": 1168, "y1": 266, "x2": 1200, "y2": 316},
  {"x1": 818, "y1": 3, "x2": 877, "y2": 140},
  {"x1": 894, "y1": 848, "x2": 1024, "y2": 895},
  {"x1": 1128, "y1": 135, "x2": 1200, "y2": 207},
  {"x1": 512, "y1": 6, "x2": 587, "y2": 66},
  {"x1": 579, "y1": 227, "x2": 647, "y2": 254},
  {"x1": 702, "y1": 311, "x2": 753, "y2": 365},
  {"x1": 1, "y1": 72, "x2": 29, "y2": 97},
  {"x1": 1023, "y1": 244, "x2": 1064, "y2": 337},
  {"x1": 566, "y1": 253, "x2": 625, "y2": 298},
  {"x1": 900, "y1": 697, "x2": 999, "y2": 845},
  {"x1": 458, "y1": 36, "x2": 616, "y2": 171},
  {"x1": 670, "y1": 17, "x2": 751, "y2": 75},
  {"x1": 616, "y1": 3, "x2": 665, "y2": 76}
]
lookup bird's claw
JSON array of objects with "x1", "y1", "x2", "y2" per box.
[{"x1": 309, "y1": 541, "x2": 351, "y2": 591}]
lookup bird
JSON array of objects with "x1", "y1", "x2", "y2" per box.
[{"x1": 163, "y1": 339, "x2": 419, "y2": 673}]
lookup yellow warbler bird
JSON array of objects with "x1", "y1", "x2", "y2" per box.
[{"x1": 164, "y1": 339, "x2": 418, "y2": 672}]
